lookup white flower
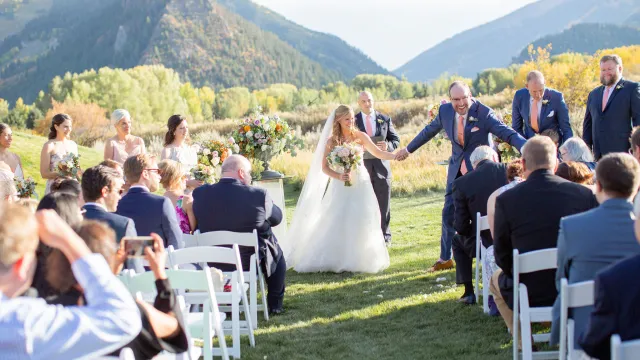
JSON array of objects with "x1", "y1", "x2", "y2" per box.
[
  {"x1": 263, "y1": 123, "x2": 271, "y2": 131},
  {"x1": 212, "y1": 151, "x2": 219, "y2": 157},
  {"x1": 233, "y1": 144, "x2": 240, "y2": 153},
  {"x1": 202, "y1": 148, "x2": 211, "y2": 156},
  {"x1": 246, "y1": 131, "x2": 253, "y2": 138},
  {"x1": 212, "y1": 157, "x2": 220, "y2": 166},
  {"x1": 261, "y1": 145, "x2": 269, "y2": 151},
  {"x1": 254, "y1": 133, "x2": 261, "y2": 139},
  {"x1": 228, "y1": 137, "x2": 235, "y2": 144}
]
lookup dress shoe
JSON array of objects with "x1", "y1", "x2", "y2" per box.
[
  {"x1": 269, "y1": 308, "x2": 286, "y2": 316},
  {"x1": 457, "y1": 294, "x2": 477, "y2": 305},
  {"x1": 428, "y1": 259, "x2": 455, "y2": 272},
  {"x1": 488, "y1": 296, "x2": 500, "y2": 316}
]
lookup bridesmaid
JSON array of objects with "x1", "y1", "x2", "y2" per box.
[
  {"x1": 103, "y1": 109, "x2": 146, "y2": 165},
  {"x1": 0, "y1": 123, "x2": 25, "y2": 179},
  {"x1": 40, "y1": 114, "x2": 80, "y2": 194},
  {"x1": 158, "y1": 159, "x2": 196, "y2": 234},
  {"x1": 160, "y1": 115, "x2": 202, "y2": 189}
]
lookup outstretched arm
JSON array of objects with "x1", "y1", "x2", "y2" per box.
[
  {"x1": 406, "y1": 112, "x2": 444, "y2": 153},
  {"x1": 487, "y1": 110, "x2": 527, "y2": 151},
  {"x1": 511, "y1": 92, "x2": 524, "y2": 137},
  {"x1": 356, "y1": 131, "x2": 396, "y2": 160}
]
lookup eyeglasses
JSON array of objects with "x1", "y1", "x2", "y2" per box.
[
  {"x1": 145, "y1": 168, "x2": 161, "y2": 173},
  {"x1": 450, "y1": 95, "x2": 470, "y2": 102}
]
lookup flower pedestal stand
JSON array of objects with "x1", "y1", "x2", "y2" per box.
[{"x1": 253, "y1": 175, "x2": 289, "y2": 241}]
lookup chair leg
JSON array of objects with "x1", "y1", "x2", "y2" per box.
[
  {"x1": 232, "y1": 301, "x2": 240, "y2": 359},
  {"x1": 241, "y1": 291, "x2": 256, "y2": 347},
  {"x1": 259, "y1": 271, "x2": 269, "y2": 321},
  {"x1": 249, "y1": 273, "x2": 258, "y2": 330}
]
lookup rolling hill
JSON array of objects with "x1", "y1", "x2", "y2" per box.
[{"x1": 395, "y1": 0, "x2": 640, "y2": 82}]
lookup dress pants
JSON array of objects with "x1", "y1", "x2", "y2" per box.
[
  {"x1": 440, "y1": 171, "x2": 462, "y2": 260},
  {"x1": 452, "y1": 233, "x2": 475, "y2": 285},
  {"x1": 363, "y1": 160, "x2": 392, "y2": 243}
]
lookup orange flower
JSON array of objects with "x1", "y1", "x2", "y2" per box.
[
  {"x1": 275, "y1": 124, "x2": 282, "y2": 132},
  {"x1": 243, "y1": 125, "x2": 251, "y2": 132}
]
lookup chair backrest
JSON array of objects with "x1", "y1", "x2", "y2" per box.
[
  {"x1": 514, "y1": 248, "x2": 558, "y2": 275},
  {"x1": 123, "y1": 269, "x2": 157, "y2": 296},
  {"x1": 182, "y1": 233, "x2": 199, "y2": 248},
  {"x1": 611, "y1": 334, "x2": 640, "y2": 360},
  {"x1": 476, "y1": 212, "x2": 489, "y2": 231},
  {"x1": 561, "y1": 279, "x2": 595, "y2": 309},
  {"x1": 168, "y1": 245, "x2": 240, "y2": 268},
  {"x1": 197, "y1": 230, "x2": 258, "y2": 250}
]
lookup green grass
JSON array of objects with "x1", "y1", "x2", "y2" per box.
[
  {"x1": 238, "y1": 184, "x2": 514, "y2": 360},
  {"x1": 12, "y1": 131, "x2": 103, "y2": 196}
]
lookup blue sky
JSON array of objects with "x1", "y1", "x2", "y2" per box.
[{"x1": 253, "y1": 0, "x2": 539, "y2": 70}]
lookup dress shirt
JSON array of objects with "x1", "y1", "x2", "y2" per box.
[
  {"x1": 602, "y1": 78, "x2": 621, "y2": 108},
  {"x1": 453, "y1": 112, "x2": 469, "y2": 145},
  {"x1": 0, "y1": 254, "x2": 141, "y2": 359},
  {"x1": 129, "y1": 185, "x2": 150, "y2": 192},
  {"x1": 83, "y1": 202, "x2": 107, "y2": 211},
  {"x1": 530, "y1": 96, "x2": 542, "y2": 118},
  {"x1": 362, "y1": 110, "x2": 377, "y2": 136}
]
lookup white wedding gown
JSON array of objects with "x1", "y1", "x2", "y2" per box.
[{"x1": 281, "y1": 110, "x2": 390, "y2": 273}]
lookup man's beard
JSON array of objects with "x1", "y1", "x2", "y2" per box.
[{"x1": 601, "y1": 74, "x2": 619, "y2": 87}]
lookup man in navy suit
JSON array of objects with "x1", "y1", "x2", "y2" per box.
[
  {"x1": 583, "y1": 54, "x2": 640, "y2": 159},
  {"x1": 355, "y1": 91, "x2": 401, "y2": 246},
  {"x1": 116, "y1": 154, "x2": 181, "y2": 249},
  {"x1": 550, "y1": 153, "x2": 640, "y2": 349},
  {"x1": 193, "y1": 155, "x2": 286, "y2": 314},
  {"x1": 396, "y1": 81, "x2": 526, "y2": 272},
  {"x1": 512, "y1": 70, "x2": 572, "y2": 144},
  {"x1": 81, "y1": 165, "x2": 137, "y2": 242}
]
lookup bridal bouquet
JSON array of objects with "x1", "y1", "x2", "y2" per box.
[
  {"x1": 190, "y1": 163, "x2": 216, "y2": 184},
  {"x1": 15, "y1": 177, "x2": 37, "y2": 199},
  {"x1": 327, "y1": 142, "x2": 364, "y2": 187},
  {"x1": 194, "y1": 139, "x2": 236, "y2": 183},
  {"x1": 56, "y1": 153, "x2": 81, "y2": 179},
  {"x1": 494, "y1": 111, "x2": 520, "y2": 161}
]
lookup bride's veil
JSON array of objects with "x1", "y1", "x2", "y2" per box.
[{"x1": 279, "y1": 110, "x2": 335, "y2": 266}]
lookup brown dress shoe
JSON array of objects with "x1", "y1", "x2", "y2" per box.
[{"x1": 428, "y1": 259, "x2": 455, "y2": 272}]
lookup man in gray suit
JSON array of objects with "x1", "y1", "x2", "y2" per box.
[{"x1": 550, "y1": 153, "x2": 640, "y2": 348}]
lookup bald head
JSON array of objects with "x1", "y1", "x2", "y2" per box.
[
  {"x1": 221, "y1": 155, "x2": 252, "y2": 185},
  {"x1": 522, "y1": 136, "x2": 558, "y2": 175},
  {"x1": 357, "y1": 91, "x2": 374, "y2": 115},
  {"x1": 526, "y1": 70, "x2": 545, "y2": 101}
]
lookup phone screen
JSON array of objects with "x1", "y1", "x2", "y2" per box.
[{"x1": 122, "y1": 237, "x2": 154, "y2": 258}]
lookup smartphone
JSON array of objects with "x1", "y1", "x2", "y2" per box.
[{"x1": 122, "y1": 236, "x2": 154, "y2": 258}]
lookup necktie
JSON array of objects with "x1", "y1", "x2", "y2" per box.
[
  {"x1": 530, "y1": 99, "x2": 539, "y2": 133},
  {"x1": 602, "y1": 87, "x2": 611, "y2": 111},
  {"x1": 365, "y1": 115, "x2": 373, "y2": 136},
  {"x1": 457, "y1": 115, "x2": 465, "y2": 146}
]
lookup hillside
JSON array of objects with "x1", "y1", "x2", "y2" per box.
[
  {"x1": 395, "y1": 0, "x2": 640, "y2": 82},
  {"x1": 512, "y1": 23, "x2": 640, "y2": 63},
  {"x1": 0, "y1": 0, "x2": 384, "y2": 104}
]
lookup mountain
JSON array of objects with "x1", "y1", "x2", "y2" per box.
[
  {"x1": 395, "y1": 0, "x2": 640, "y2": 82},
  {"x1": 215, "y1": 0, "x2": 389, "y2": 79},
  {"x1": 512, "y1": 23, "x2": 640, "y2": 63},
  {"x1": 0, "y1": 0, "x2": 383, "y2": 104}
]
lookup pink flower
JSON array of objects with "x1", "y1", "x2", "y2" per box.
[
  {"x1": 253, "y1": 119, "x2": 261, "y2": 126},
  {"x1": 440, "y1": 99, "x2": 448, "y2": 105}
]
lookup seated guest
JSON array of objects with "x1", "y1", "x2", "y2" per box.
[
  {"x1": 158, "y1": 159, "x2": 196, "y2": 234},
  {"x1": 541, "y1": 129, "x2": 560, "y2": 149},
  {"x1": 550, "y1": 153, "x2": 640, "y2": 348},
  {"x1": 578, "y1": 215, "x2": 640, "y2": 360},
  {"x1": 491, "y1": 136, "x2": 598, "y2": 333},
  {"x1": 193, "y1": 155, "x2": 286, "y2": 314},
  {"x1": 81, "y1": 165, "x2": 136, "y2": 242},
  {"x1": 50, "y1": 177, "x2": 84, "y2": 207},
  {"x1": 452, "y1": 146, "x2": 507, "y2": 306},
  {"x1": 555, "y1": 161, "x2": 594, "y2": 186},
  {"x1": 101, "y1": 159, "x2": 129, "y2": 193},
  {"x1": 0, "y1": 206, "x2": 141, "y2": 358},
  {"x1": 46, "y1": 222, "x2": 188, "y2": 359},
  {"x1": 559, "y1": 137, "x2": 596, "y2": 171},
  {"x1": 116, "y1": 154, "x2": 181, "y2": 249}
]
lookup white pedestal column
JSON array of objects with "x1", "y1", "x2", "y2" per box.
[{"x1": 253, "y1": 178, "x2": 287, "y2": 241}]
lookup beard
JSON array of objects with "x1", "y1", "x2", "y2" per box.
[{"x1": 600, "y1": 74, "x2": 618, "y2": 87}]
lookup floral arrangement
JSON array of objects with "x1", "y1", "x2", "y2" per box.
[
  {"x1": 494, "y1": 111, "x2": 520, "y2": 161},
  {"x1": 326, "y1": 142, "x2": 364, "y2": 186},
  {"x1": 56, "y1": 153, "x2": 81, "y2": 179},
  {"x1": 194, "y1": 138, "x2": 238, "y2": 184},
  {"x1": 190, "y1": 163, "x2": 216, "y2": 184},
  {"x1": 231, "y1": 107, "x2": 304, "y2": 163},
  {"x1": 15, "y1": 177, "x2": 37, "y2": 199}
]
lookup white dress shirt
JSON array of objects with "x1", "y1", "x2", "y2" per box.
[
  {"x1": 362, "y1": 110, "x2": 377, "y2": 136},
  {"x1": 0, "y1": 254, "x2": 141, "y2": 359},
  {"x1": 529, "y1": 96, "x2": 543, "y2": 118}
]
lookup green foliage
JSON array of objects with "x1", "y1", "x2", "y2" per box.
[
  {"x1": 473, "y1": 67, "x2": 517, "y2": 95},
  {"x1": 214, "y1": 87, "x2": 253, "y2": 119},
  {"x1": 3, "y1": 97, "x2": 29, "y2": 128},
  {"x1": 0, "y1": 98, "x2": 9, "y2": 119}
]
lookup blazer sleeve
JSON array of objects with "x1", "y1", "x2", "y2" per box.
[
  {"x1": 452, "y1": 181, "x2": 472, "y2": 237},
  {"x1": 555, "y1": 219, "x2": 570, "y2": 292},
  {"x1": 493, "y1": 195, "x2": 513, "y2": 277},
  {"x1": 406, "y1": 111, "x2": 443, "y2": 153},
  {"x1": 583, "y1": 92, "x2": 593, "y2": 148},
  {"x1": 264, "y1": 192, "x2": 283, "y2": 228},
  {"x1": 160, "y1": 198, "x2": 182, "y2": 249},
  {"x1": 486, "y1": 109, "x2": 527, "y2": 151},
  {"x1": 511, "y1": 92, "x2": 524, "y2": 137},
  {"x1": 385, "y1": 116, "x2": 401, "y2": 151},
  {"x1": 557, "y1": 92, "x2": 573, "y2": 143},
  {"x1": 578, "y1": 274, "x2": 617, "y2": 360},
  {"x1": 630, "y1": 82, "x2": 640, "y2": 127}
]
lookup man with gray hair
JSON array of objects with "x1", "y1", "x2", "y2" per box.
[
  {"x1": 512, "y1": 70, "x2": 572, "y2": 144},
  {"x1": 452, "y1": 145, "x2": 507, "y2": 305},
  {"x1": 192, "y1": 155, "x2": 287, "y2": 314},
  {"x1": 583, "y1": 54, "x2": 640, "y2": 159}
]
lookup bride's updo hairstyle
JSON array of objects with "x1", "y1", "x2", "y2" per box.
[
  {"x1": 48, "y1": 113, "x2": 72, "y2": 140},
  {"x1": 332, "y1": 104, "x2": 355, "y2": 145}
]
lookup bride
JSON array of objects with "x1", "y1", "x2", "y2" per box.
[{"x1": 281, "y1": 104, "x2": 396, "y2": 273}]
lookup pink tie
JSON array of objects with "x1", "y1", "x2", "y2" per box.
[
  {"x1": 457, "y1": 115, "x2": 468, "y2": 175},
  {"x1": 602, "y1": 87, "x2": 611, "y2": 111},
  {"x1": 365, "y1": 115, "x2": 373, "y2": 136}
]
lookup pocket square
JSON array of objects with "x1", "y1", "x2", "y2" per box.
[
  {"x1": 547, "y1": 110, "x2": 554, "y2": 117},
  {"x1": 471, "y1": 127, "x2": 480, "y2": 132}
]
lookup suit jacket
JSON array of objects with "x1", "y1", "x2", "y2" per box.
[
  {"x1": 493, "y1": 169, "x2": 598, "y2": 308},
  {"x1": 583, "y1": 78, "x2": 640, "y2": 159},
  {"x1": 192, "y1": 178, "x2": 283, "y2": 276},
  {"x1": 550, "y1": 199, "x2": 640, "y2": 347},
  {"x1": 452, "y1": 160, "x2": 507, "y2": 249},
  {"x1": 116, "y1": 187, "x2": 181, "y2": 249},
  {"x1": 355, "y1": 111, "x2": 400, "y2": 179},
  {"x1": 579, "y1": 254, "x2": 640, "y2": 360},
  {"x1": 407, "y1": 100, "x2": 526, "y2": 185},
  {"x1": 83, "y1": 204, "x2": 137, "y2": 242},
  {"x1": 512, "y1": 87, "x2": 573, "y2": 143}
]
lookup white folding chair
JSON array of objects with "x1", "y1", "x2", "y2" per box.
[
  {"x1": 513, "y1": 248, "x2": 559, "y2": 360},
  {"x1": 475, "y1": 212, "x2": 490, "y2": 314},
  {"x1": 97, "y1": 347, "x2": 134, "y2": 360},
  {"x1": 611, "y1": 334, "x2": 640, "y2": 360},
  {"x1": 559, "y1": 279, "x2": 595, "y2": 360},
  {"x1": 169, "y1": 244, "x2": 255, "y2": 359},
  {"x1": 182, "y1": 233, "x2": 200, "y2": 248},
  {"x1": 197, "y1": 230, "x2": 269, "y2": 328},
  {"x1": 122, "y1": 269, "x2": 230, "y2": 360}
]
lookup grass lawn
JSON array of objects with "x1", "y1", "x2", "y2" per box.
[{"x1": 239, "y1": 184, "x2": 513, "y2": 360}]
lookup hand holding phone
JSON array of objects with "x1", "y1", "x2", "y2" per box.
[{"x1": 122, "y1": 236, "x2": 155, "y2": 258}]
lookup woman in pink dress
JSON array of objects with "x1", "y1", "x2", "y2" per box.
[{"x1": 103, "y1": 109, "x2": 146, "y2": 165}]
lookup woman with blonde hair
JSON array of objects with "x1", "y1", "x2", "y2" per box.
[
  {"x1": 103, "y1": 109, "x2": 146, "y2": 165},
  {"x1": 158, "y1": 159, "x2": 195, "y2": 234},
  {"x1": 282, "y1": 104, "x2": 397, "y2": 273}
]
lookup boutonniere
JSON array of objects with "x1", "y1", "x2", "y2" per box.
[
  {"x1": 468, "y1": 116, "x2": 478, "y2": 122},
  {"x1": 541, "y1": 99, "x2": 549, "y2": 105},
  {"x1": 616, "y1": 84, "x2": 624, "y2": 90},
  {"x1": 377, "y1": 118, "x2": 384, "y2": 124}
]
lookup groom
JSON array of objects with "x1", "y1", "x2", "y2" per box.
[
  {"x1": 396, "y1": 81, "x2": 526, "y2": 272},
  {"x1": 355, "y1": 91, "x2": 401, "y2": 246}
]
